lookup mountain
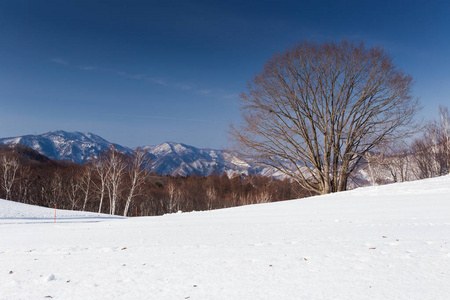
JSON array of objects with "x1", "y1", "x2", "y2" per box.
[
  {"x1": 0, "y1": 130, "x2": 131, "y2": 164},
  {"x1": 142, "y1": 142, "x2": 283, "y2": 177},
  {"x1": 0, "y1": 131, "x2": 281, "y2": 177}
]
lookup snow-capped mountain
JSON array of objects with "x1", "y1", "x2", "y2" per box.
[
  {"x1": 0, "y1": 130, "x2": 131, "y2": 164},
  {"x1": 0, "y1": 131, "x2": 280, "y2": 177},
  {"x1": 142, "y1": 142, "x2": 280, "y2": 177}
]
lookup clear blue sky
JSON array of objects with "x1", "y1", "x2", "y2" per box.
[{"x1": 0, "y1": 0, "x2": 449, "y2": 149}]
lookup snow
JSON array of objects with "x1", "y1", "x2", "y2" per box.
[
  {"x1": 229, "y1": 156, "x2": 250, "y2": 167},
  {"x1": 149, "y1": 142, "x2": 173, "y2": 156},
  {"x1": 0, "y1": 200, "x2": 123, "y2": 223},
  {"x1": 0, "y1": 137, "x2": 21, "y2": 145},
  {"x1": 173, "y1": 143, "x2": 188, "y2": 154},
  {"x1": 1, "y1": 176, "x2": 450, "y2": 299}
]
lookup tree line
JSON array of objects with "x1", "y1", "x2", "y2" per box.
[
  {"x1": 0, "y1": 145, "x2": 309, "y2": 216},
  {"x1": 364, "y1": 106, "x2": 449, "y2": 185}
]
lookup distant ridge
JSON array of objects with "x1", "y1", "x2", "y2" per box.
[
  {"x1": 0, "y1": 130, "x2": 131, "y2": 164},
  {"x1": 0, "y1": 131, "x2": 283, "y2": 177}
]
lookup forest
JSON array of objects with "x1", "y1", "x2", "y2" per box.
[{"x1": 0, "y1": 144, "x2": 309, "y2": 216}]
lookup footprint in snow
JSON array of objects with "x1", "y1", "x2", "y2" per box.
[{"x1": 43, "y1": 274, "x2": 55, "y2": 282}]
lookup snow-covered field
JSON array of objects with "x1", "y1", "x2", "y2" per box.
[{"x1": 1, "y1": 176, "x2": 449, "y2": 299}]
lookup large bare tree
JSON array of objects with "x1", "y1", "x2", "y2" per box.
[{"x1": 230, "y1": 40, "x2": 419, "y2": 194}]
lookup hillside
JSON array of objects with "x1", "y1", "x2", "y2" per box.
[{"x1": 0, "y1": 175, "x2": 449, "y2": 299}]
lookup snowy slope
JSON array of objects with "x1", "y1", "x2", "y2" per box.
[
  {"x1": 0, "y1": 199, "x2": 123, "y2": 223},
  {"x1": 0, "y1": 176, "x2": 449, "y2": 299}
]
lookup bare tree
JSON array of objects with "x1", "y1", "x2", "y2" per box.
[
  {"x1": 92, "y1": 153, "x2": 110, "y2": 214},
  {"x1": 104, "y1": 147, "x2": 127, "y2": 215},
  {"x1": 17, "y1": 165, "x2": 32, "y2": 203},
  {"x1": 411, "y1": 129, "x2": 439, "y2": 179},
  {"x1": 49, "y1": 172, "x2": 63, "y2": 207},
  {"x1": 0, "y1": 153, "x2": 19, "y2": 200},
  {"x1": 230, "y1": 40, "x2": 418, "y2": 194},
  {"x1": 205, "y1": 187, "x2": 217, "y2": 210},
  {"x1": 255, "y1": 189, "x2": 273, "y2": 204},
  {"x1": 123, "y1": 148, "x2": 151, "y2": 216},
  {"x1": 80, "y1": 165, "x2": 92, "y2": 211},
  {"x1": 67, "y1": 175, "x2": 81, "y2": 210},
  {"x1": 166, "y1": 181, "x2": 183, "y2": 213}
]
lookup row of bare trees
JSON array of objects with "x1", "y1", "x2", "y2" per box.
[
  {"x1": 90, "y1": 147, "x2": 151, "y2": 215},
  {"x1": 1, "y1": 153, "x2": 19, "y2": 200},
  {"x1": 411, "y1": 106, "x2": 450, "y2": 178},
  {"x1": 0, "y1": 145, "x2": 308, "y2": 216},
  {"x1": 364, "y1": 106, "x2": 450, "y2": 185}
]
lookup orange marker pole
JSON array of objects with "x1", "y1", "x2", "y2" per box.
[{"x1": 54, "y1": 204, "x2": 56, "y2": 223}]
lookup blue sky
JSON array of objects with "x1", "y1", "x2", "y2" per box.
[{"x1": 0, "y1": 0, "x2": 449, "y2": 149}]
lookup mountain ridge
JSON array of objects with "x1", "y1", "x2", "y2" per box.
[
  {"x1": 0, "y1": 130, "x2": 281, "y2": 177},
  {"x1": 0, "y1": 130, "x2": 131, "y2": 164}
]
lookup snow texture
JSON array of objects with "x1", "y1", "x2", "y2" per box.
[{"x1": 0, "y1": 175, "x2": 449, "y2": 299}]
